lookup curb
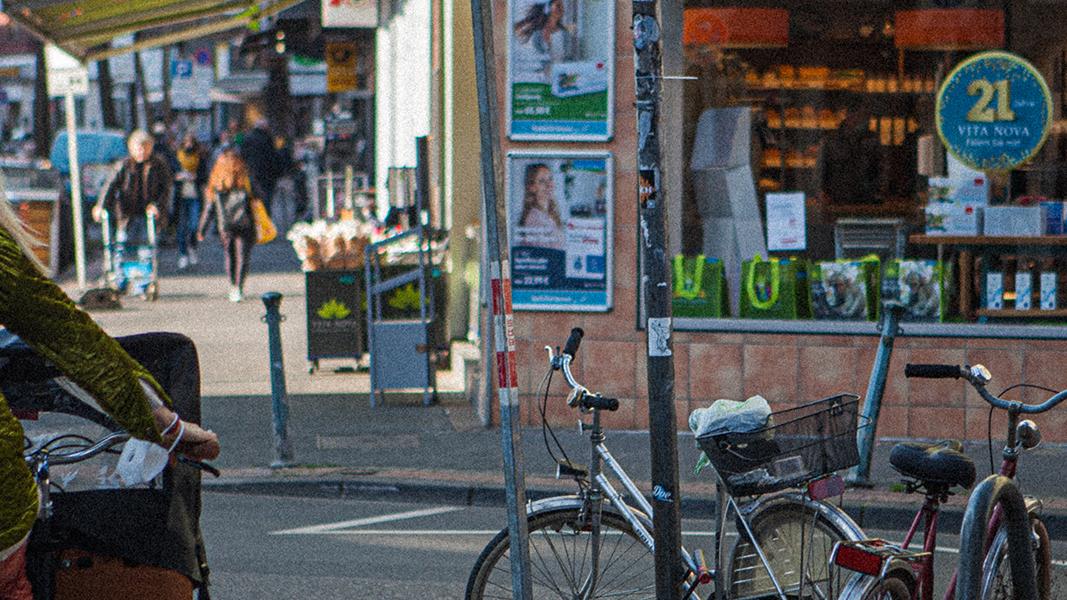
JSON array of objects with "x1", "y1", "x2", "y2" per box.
[{"x1": 204, "y1": 477, "x2": 1067, "y2": 540}]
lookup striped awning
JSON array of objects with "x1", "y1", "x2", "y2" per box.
[{"x1": 0, "y1": 0, "x2": 305, "y2": 63}]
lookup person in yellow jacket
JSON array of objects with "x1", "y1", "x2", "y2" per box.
[{"x1": 0, "y1": 172, "x2": 220, "y2": 598}]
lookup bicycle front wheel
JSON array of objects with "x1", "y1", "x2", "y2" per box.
[
  {"x1": 981, "y1": 516, "x2": 1052, "y2": 600},
  {"x1": 726, "y1": 500, "x2": 859, "y2": 600},
  {"x1": 465, "y1": 507, "x2": 656, "y2": 599}
]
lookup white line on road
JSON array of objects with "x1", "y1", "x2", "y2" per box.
[{"x1": 270, "y1": 506, "x2": 463, "y2": 535}]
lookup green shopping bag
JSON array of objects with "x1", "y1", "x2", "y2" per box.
[
  {"x1": 885, "y1": 259, "x2": 952, "y2": 322},
  {"x1": 672, "y1": 255, "x2": 727, "y2": 317},
  {"x1": 809, "y1": 255, "x2": 881, "y2": 321},
  {"x1": 739, "y1": 256, "x2": 805, "y2": 319}
]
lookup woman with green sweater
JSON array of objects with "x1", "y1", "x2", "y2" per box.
[{"x1": 0, "y1": 173, "x2": 220, "y2": 598}]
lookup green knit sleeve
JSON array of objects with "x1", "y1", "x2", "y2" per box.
[{"x1": 0, "y1": 227, "x2": 167, "y2": 442}]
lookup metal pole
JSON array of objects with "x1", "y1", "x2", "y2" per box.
[
  {"x1": 64, "y1": 88, "x2": 87, "y2": 290},
  {"x1": 849, "y1": 302, "x2": 903, "y2": 486},
  {"x1": 470, "y1": 0, "x2": 531, "y2": 596},
  {"x1": 633, "y1": 1, "x2": 683, "y2": 596},
  {"x1": 261, "y1": 292, "x2": 294, "y2": 468}
]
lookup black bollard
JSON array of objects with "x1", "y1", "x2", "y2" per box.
[{"x1": 262, "y1": 292, "x2": 294, "y2": 468}]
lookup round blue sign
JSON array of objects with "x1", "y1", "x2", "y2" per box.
[{"x1": 936, "y1": 51, "x2": 1052, "y2": 171}]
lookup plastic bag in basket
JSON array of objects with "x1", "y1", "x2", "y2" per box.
[{"x1": 689, "y1": 395, "x2": 771, "y2": 474}]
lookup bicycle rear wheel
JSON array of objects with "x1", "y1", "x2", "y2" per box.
[
  {"x1": 726, "y1": 500, "x2": 859, "y2": 599},
  {"x1": 465, "y1": 506, "x2": 656, "y2": 599},
  {"x1": 981, "y1": 516, "x2": 1052, "y2": 600}
]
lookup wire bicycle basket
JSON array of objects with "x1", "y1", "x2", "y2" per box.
[{"x1": 697, "y1": 393, "x2": 862, "y2": 496}]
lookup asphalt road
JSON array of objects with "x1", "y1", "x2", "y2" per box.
[{"x1": 202, "y1": 491, "x2": 1067, "y2": 599}]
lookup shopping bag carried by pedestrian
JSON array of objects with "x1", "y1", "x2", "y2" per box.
[
  {"x1": 250, "y1": 198, "x2": 277, "y2": 244},
  {"x1": 672, "y1": 254, "x2": 728, "y2": 317},
  {"x1": 739, "y1": 255, "x2": 806, "y2": 319}
]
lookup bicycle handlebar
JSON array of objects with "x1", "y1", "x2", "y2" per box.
[
  {"x1": 27, "y1": 431, "x2": 129, "y2": 466},
  {"x1": 562, "y1": 328, "x2": 584, "y2": 359},
  {"x1": 905, "y1": 363, "x2": 1067, "y2": 414},
  {"x1": 904, "y1": 364, "x2": 963, "y2": 379},
  {"x1": 546, "y1": 330, "x2": 618, "y2": 412}
]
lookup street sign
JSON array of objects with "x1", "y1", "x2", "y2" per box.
[
  {"x1": 44, "y1": 44, "x2": 88, "y2": 97},
  {"x1": 325, "y1": 42, "x2": 357, "y2": 93},
  {"x1": 936, "y1": 51, "x2": 1052, "y2": 171}
]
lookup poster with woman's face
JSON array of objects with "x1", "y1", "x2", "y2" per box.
[
  {"x1": 507, "y1": 152, "x2": 613, "y2": 311},
  {"x1": 507, "y1": 0, "x2": 614, "y2": 141}
]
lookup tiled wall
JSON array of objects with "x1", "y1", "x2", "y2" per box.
[{"x1": 506, "y1": 330, "x2": 1067, "y2": 443}]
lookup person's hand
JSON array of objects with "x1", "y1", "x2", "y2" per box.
[
  {"x1": 91, "y1": 205, "x2": 103, "y2": 223},
  {"x1": 146, "y1": 204, "x2": 160, "y2": 218},
  {"x1": 175, "y1": 421, "x2": 220, "y2": 461},
  {"x1": 197, "y1": 232, "x2": 205, "y2": 242}
]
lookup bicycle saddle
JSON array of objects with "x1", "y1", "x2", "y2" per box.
[{"x1": 889, "y1": 440, "x2": 976, "y2": 490}]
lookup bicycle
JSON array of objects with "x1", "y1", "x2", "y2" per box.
[
  {"x1": 466, "y1": 328, "x2": 867, "y2": 599},
  {"x1": 6, "y1": 331, "x2": 217, "y2": 599},
  {"x1": 830, "y1": 362, "x2": 1061, "y2": 600}
]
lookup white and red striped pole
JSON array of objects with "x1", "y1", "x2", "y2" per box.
[{"x1": 472, "y1": 0, "x2": 532, "y2": 595}]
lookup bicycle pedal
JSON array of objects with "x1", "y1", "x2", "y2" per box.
[{"x1": 556, "y1": 459, "x2": 588, "y2": 479}]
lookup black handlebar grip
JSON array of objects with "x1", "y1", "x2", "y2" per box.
[
  {"x1": 583, "y1": 395, "x2": 619, "y2": 411},
  {"x1": 563, "y1": 328, "x2": 585, "y2": 358},
  {"x1": 904, "y1": 364, "x2": 963, "y2": 379}
]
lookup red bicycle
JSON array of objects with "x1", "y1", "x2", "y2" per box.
[{"x1": 830, "y1": 363, "x2": 1058, "y2": 600}]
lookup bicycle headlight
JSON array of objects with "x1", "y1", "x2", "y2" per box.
[{"x1": 1017, "y1": 420, "x2": 1042, "y2": 450}]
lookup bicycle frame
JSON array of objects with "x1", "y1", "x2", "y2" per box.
[{"x1": 573, "y1": 391, "x2": 842, "y2": 600}]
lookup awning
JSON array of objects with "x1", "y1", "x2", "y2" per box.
[{"x1": 0, "y1": 0, "x2": 306, "y2": 63}]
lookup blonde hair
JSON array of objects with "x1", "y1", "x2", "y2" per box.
[
  {"x1": 0, "y1": 172, "x2": 46, "y2": 273},
  {"x1": 206, "y1": 150, "x2": 252, "y2": 199}
]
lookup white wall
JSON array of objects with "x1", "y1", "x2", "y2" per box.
[{"x1": 374, "y1": 0, "x2": 432, "y2": 208}]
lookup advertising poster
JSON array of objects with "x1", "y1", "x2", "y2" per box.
[
  {"x1": 507, "y1": 152, "x2": 613, "y2": 311},
  {"x1": 765, "y1": 192, "x2": 806, "y2": 251},
  {"x1": 508, "y1": 0, "x2": 614, "y2": 140}
]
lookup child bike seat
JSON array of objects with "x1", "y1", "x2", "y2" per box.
[{"x1": 889, "y1": 440, "x2": 976, "y2": 490}]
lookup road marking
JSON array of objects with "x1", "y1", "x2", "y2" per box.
[{"x1": 270, "y1": 506, "x2": 462, "y2": 535}]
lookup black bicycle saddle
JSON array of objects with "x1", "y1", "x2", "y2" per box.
[{"x1": 889, "y1": 440, "x2": 976, "y2": 490}]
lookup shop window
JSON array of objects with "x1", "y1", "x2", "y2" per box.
[{"x1": 668, "y1": 2, "x2": 1067, "y2": 331}]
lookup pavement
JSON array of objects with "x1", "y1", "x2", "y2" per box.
[{"x1": 50, "y1": 227, "x2": 1067, "y2": 540}]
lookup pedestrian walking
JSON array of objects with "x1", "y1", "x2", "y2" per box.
[
  {"x1": 175, "y1": 134, "x2": 207, "y2": 270},
  {"x1": 239, "y1": 119, "x2": 282, "y2": 218},
  {"x1": 197, "y1": 149, "x2": 257, "y2": 302},
  {"x1": 92, "y1": 129, "x2": 172, "y2": 272}
]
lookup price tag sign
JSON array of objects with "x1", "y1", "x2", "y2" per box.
[{"x1": 937, "y1": 51, "x2": 1052, "y2": 171}]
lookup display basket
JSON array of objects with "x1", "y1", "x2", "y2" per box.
[{"x1": 696, "y1": 393, "x2": 861, "y2": 497}]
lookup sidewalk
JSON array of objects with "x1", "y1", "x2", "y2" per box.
[{"x1": 56, "y1": 235, "x2": 1067, "y2": 539}]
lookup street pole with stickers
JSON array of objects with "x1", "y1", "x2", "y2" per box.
[
  {"x1": 633, "y1": 1, "x2": 683, "y2": 596},
  {"x1": 470, "y1": 0, "x2": 532, "y2": 597}
]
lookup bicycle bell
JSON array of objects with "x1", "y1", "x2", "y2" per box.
[
  {"x1": 969, "y1": 364, "x2": 992, "y2": 384},
  {"x1": 1016, "y1": 419, "x2": 1042, "y2": 450}
]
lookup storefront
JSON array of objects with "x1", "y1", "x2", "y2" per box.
[{"x1": 491, "y1": 1, "x2": 1067, "y2": 442}]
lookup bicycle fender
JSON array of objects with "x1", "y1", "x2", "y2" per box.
[
  {"x1": 525, "y1": 496, "x2": 652, "y2": 526},
  {"x1": 739, "y1": 491, "x2": 867, "y2": 541}
]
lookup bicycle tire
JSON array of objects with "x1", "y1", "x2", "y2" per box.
[
  {"x1": 981, "y1": 516, "x2": 1052, "y2": 600},
  {"x1": 465, "y1": 506, "x2": 656, "y2": 599},
  {"x1": 861, "y1": 574, "x2": 912, "y2": 600},
  {"x1": 725, "y1": 499, "x2": 860, "y2": 600}
]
